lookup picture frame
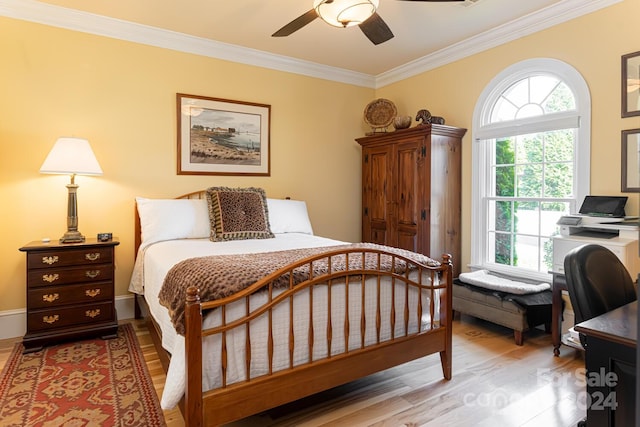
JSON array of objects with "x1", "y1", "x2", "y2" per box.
[
  {"x1": 177, "y1": 93, "x2": 270, "y2": 175},
  {"x1": 622, "y1": 51, "x2": 640, "y2": 118},
  {"x1": 621, "y1": 128, "x2": 640, "y2": 192}
]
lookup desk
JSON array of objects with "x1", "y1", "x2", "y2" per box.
[
  {"x1": 551, "y1": 234, "x2": 640, "y2": 356},
  {"x1": 575, "y1": 301, "x2": 637, "y2": 427}
]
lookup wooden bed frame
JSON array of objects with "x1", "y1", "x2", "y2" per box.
[{"x1": 133, "y1": 191, "x2": 453, "y2": 426}]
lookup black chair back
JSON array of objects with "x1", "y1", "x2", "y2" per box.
[{"x1": 564, "y1": 243, "x2": 637, "y2": 326}]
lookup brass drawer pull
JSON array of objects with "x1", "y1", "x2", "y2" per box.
[
  {"x1": 85, "y1": 270, "x2": 101, "y2": 279},
  {"x1": 85, "y1": 289, "x2": 101, "y2": 298},
  {"x1": 42, "y1": 274, "x2": 59, "y2": 283},
  {"x1": 42, "y1": 293, "x2": 59, "y2": 303},
  {"x1": 85, "y1": 253, "x2": 101, "y2": 261},
  {"x1": 42, "y1": 256, "x2": 59, "y2": 265},
  {"x1": 85, "y1": 309, "x2": 101, "y2": 318},
  {"x1": 43, "y1": 315, "x2": 59, "y2": 324}
]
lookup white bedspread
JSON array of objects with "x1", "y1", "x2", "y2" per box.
[{"x1": 129, "y1": 234, "x2": 437, "y2": 409}]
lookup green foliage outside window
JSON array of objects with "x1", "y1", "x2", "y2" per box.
[
  {"x1": 495, "y1": 138, "x2": 517, "y2": 265},
  {"x1": 494, "y1": 130, "x2": 574, "y2": 269}
]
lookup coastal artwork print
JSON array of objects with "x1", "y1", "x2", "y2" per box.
[{"x1": 177, "y1": 94, "x2": 270, "y2": 175}]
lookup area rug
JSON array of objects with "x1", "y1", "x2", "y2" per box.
[{"x1": 0, "y1": 323, "x2": 166, "y2": 426}]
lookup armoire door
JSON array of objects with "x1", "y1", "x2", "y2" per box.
[
  {"x1": 362, "y1": 145, "x2": 393, "y2": 246},
  {"x1": 394, "y1": 140, "x2": 423, "y2": 253}
]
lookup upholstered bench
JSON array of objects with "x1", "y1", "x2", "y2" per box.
[{"x1": 453, "y1": 276, "x2": 552, "y2": 346}]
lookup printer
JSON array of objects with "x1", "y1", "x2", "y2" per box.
[
  {"x1": 556, "y1": 195, "x2": 638, "y2": 239},
  {"x1": 552, "y1": 195, "x2": 639, "y2": 275}
]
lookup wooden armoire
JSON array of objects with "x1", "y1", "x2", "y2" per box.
[{"x1": 356, "y1": 124, "x2": 467, "y2": 277}]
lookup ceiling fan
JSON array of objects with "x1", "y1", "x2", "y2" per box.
[{"x1": 272, "y1": 0, "x2": 464, "y2": 45}]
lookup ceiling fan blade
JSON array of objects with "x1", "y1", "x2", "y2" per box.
[
  {"x1": 359, "y1": 13, "x2": 394, "y2": 45},
  {"x1": 272, "y1": 9, "x2": 318, "y2": 37}
]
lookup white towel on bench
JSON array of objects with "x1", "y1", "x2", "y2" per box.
[{"x1": 458, "y1": 270, "x2": 550, "y2": 295}]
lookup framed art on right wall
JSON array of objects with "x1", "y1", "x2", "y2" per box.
[
  {"x1": 622, "y1": 51, "x2": 640, "y2": 117},
  {"x1": 621, "y1": 128, "x2": 640, "y2": 192}
]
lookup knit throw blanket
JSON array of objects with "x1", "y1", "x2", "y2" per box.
[{"x1": 159, "y1": 243, "x2": 440, "y2": 335}]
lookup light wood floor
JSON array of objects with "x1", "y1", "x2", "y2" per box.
[{"x1": 0, "y1": 317, "x2": 587, "y2": 427}]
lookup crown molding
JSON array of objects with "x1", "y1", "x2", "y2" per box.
[
  {"x1": 0, "y1": 0, "x2": 376, "y2": 88},
  {"x1": 0, "y1": 0, "x2": 623, "y2": 90},
  {"x1": 375, "y1": 0, "x2": 622, "y2": 88}
]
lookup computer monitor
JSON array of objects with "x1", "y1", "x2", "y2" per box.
[{"x1": 578, "y1": 195, "x2": 628, "y2": 217}]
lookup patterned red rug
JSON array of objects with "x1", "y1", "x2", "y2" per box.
[{"x1": 0, "y1": 323, "x2": 166, "y2": 426}]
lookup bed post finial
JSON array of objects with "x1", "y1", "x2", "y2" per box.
[
  {"x1": 186, "y1": 286, "x2": 200, "y2": 303},
  {"x1": 441, "y1": 253, "x2": 452, "y2": 267}
]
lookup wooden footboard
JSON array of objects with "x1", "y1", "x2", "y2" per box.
[{"x1": 182, "y1": 248, "x2": 452, "y2": 427}]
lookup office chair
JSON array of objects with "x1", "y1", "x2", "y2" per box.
[
  {"x1": 564, "y1": 244, "x2": 637, "y2": 427},
  {"x1": 564, "y1": 243, "x2": 638, "y2": 346}
]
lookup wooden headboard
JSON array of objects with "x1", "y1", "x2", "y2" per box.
[{"x1": 134, "y1": 190, "x2": 208, "y2": 255}]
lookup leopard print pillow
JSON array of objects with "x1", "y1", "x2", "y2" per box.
[{"x1": 206, "y1": 187, "x2": 274, "y2": 242}]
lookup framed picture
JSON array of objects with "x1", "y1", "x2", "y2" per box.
[
  {"x1": 177, "y1": 94, "x2": 270, "y2": 175},
  {"x1": 622, "y1": 51, "x2": 640, "y2": 117},
  {"x1": 621, "y1": 128, "x2": 640, "y2": 192}
]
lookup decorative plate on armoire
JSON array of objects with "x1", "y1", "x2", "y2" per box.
[{"x1": 363, "y1": 98, "x2": 397, "y2": 133}]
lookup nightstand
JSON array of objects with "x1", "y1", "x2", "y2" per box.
[{"x1": 19, "y1": 238, "x2": 120, "y2": 353}]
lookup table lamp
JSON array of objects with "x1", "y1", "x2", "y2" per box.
[{"x1": 40, "y1": 137, "x2": 103, "y2": 243}]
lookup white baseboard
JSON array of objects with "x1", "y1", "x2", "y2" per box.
[{"x1": 0, "y1": 294, "x2": 136, "y2": 341}]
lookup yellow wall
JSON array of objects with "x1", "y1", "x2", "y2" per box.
[
  {"x1": 377, "y1": 0, "x2": 640, "y2": 272},
  {"x1": 0, "y1": 18, "x2": 372, "y2": 311},
  {"x1": 1, "y1": 1, "x2": 639, "y2": 314}
]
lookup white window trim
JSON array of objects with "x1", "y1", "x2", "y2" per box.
[{"x1": 470, "y1": 58, "x2": 591, "y2": 281}]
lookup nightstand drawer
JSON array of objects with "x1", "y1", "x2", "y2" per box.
[
  {"x1": 27, "y1": 264, "x2": 113, "y2": 287},
  {"x1": 27, "y1": 301, "x2": 115, "y2": 332},
  {"x1": 26, "y1": 247, "x2": 113, "y2": 269},
  {"x1": 28, "y1": 282, "x2": 113, "y2": 309}
]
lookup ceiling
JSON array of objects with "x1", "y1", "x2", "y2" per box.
[{"x1": 3, "y1": 0, "x2": 619, "y2": 86}]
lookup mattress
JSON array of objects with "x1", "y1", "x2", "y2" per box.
[{"x1": 130, "y1": 233, "x2": 439, "y2": 409}]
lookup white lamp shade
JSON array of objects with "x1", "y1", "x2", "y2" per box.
[
  {"x1": 314, "y1": 0, "x2": 378, "y2": 28},
  {"x1": 40, "y1": 137, "x2": 103, "y2": 176}
]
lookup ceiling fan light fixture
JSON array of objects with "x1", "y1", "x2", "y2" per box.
[{"x1": 313, "y1": 0, "x2": 379, "y2": 28}]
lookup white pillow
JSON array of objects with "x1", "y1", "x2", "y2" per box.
[
  {"x1": 267, "y1": 198, "x2": 314, "y2": 235},
  {"x1": 136, "y1": 197, "x2": 210, "y2": 244}
]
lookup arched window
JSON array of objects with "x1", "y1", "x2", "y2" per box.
[{"x1": 471, "y1": 58, "x2": 590, "y2": 280}]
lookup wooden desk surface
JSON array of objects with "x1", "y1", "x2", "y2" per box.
[{"x1": 574, "y1": 300, "x2": 637, "y2": 348}]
